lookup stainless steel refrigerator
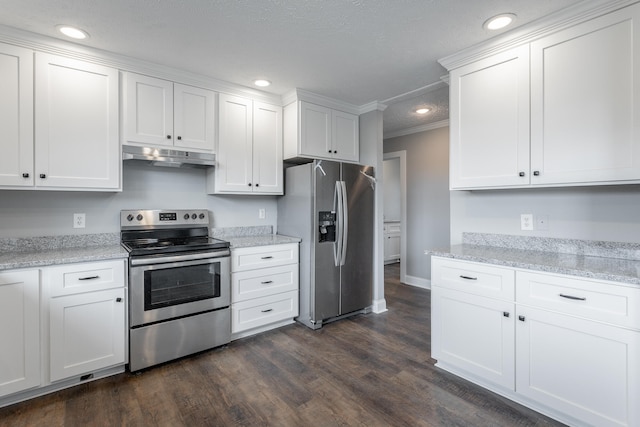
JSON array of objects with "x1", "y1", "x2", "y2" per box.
[{"x1": 277, "y1": 160, "x2": 375, "y2": 330}]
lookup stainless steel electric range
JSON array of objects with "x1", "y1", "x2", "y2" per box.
[{"x1": 120, "y1": 209, "x2": 230, "y2": 371}]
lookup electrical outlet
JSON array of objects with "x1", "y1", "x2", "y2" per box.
[
  {"x1": 520, "y1": 213, "x2": 533, "y2": 231},
  {"x1": 258, "y1": 208, "x2": 266, "y2": 219},
  {"x1": 73, "y1": 213, "x2": 86, "y2": 229}
]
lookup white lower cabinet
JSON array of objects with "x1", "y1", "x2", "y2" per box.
[
  {"x1": 431, "y1": 257, "x2": 640, "y2": 427},
  {"x1": 231, "y1": 244, "x2": 299, "y2": 339},
  {"x1": 0, "y1": 270, "x2": 40, "y2": 398}
]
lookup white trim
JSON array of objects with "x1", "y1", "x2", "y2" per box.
[
  {"x1": 282, "y1": 88, "x2": 361, "y2": 115},
  {"x1": 381, "y1": 80, "x2": 447, "y2": 105},
  {"x1": 438, "y1": 0, "x2": 636, "y2": 71},
  {"x1": 371, "y1": 298, "x2": 388, "y2": 313},
  {"x1": 383, "y1": 151, "x2": 407, "y2": 285},
  {"x1": 359, "y1": 101, "x2": 388, "y2": 114},
  {"x1": 384, "y1": 120, "x2": 449, "y2": 139},
  {"x1": 404, "y1": 275, "x2": 431, "y2": 290}
]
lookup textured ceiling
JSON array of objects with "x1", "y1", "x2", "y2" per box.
[{"x1": 0, "y1": 0, "x2": 583, "y2": 134}]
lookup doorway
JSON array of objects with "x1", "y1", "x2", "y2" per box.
[{"x1": 383, "y1": 151, "x2": 407, "y2": 284}]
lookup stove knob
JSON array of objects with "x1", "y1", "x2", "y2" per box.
[
  {"x1": 199, "y1": 213, "x2": 205, "y2": 219},
  {"x1": 184, "y1": 213, "x2": 190, "y2": 220},
  {"x1": 136, "y1": 214, "x2": 143, "y2": 221},
  {"x1": 127, "y1": 214, "x2": 134, "y2": 222},
  {"x1": 191, "y1": 213, "x2": 197, "y2": 220}
]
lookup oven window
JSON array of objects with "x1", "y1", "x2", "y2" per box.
[{"x1": 144, "y1": 262, "x2": 221, "y2": 310}]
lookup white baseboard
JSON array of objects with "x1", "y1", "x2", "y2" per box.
[
  {"x1": 403, "y1": 275, "x2": 431, "y2": 290},
  {"x1": 371, "y1": 298, "x2": 388, "y2": 313}
]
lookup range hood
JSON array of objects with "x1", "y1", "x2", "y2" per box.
[{"x1": 122, "y1": 145, "x2": 215, "y2": 168}]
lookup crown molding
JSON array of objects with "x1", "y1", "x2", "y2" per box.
[
  {"x1": 439, "y1": 0, "x2": 638, "y2": 71},
  {"x1": 384, "y1": 120, "x2": 449, "y2": 140},
  {"x1": 0, "y1": 24, "x2": 282, "y2": 105},
  {"x1": 281, "y1": 88, "x2": 362, "y2": 115},
  {"x1": 359, "y1": 101, "x2": 387, "y2": 114}
]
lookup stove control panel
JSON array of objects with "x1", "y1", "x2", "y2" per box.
[{"x1": 121, "y1": 209, "x2": 210, "y2": 229}]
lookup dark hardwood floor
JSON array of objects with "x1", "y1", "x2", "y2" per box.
[{"x1": 0, "y1": 263, "x2": 565, "y2": 426}]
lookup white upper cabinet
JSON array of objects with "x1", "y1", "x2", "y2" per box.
[
  {"x1": 450, "y1": 46, "x2": 530, "y2": 189},
  {"x1": 448, "y1": 2, "x2": 640, "y2": 190},
  {"x1": 0, "y1": 43, "x2": 33, "y2": 187},
  {"x1": 209, "y1": 94, "x2": 283, "y2": 194},
  {"x1": 284, "y1": 100, "x2": 359, "y2": 163},
  {"x1": 530, "y1": 4, "x2": 640, "y2": 185},
  {"x1": 35, "y1": 53, "x2": 120, "y2": 190},
  {"x1": 122, "y1": 72, "x2": 215, "y2": 152}
]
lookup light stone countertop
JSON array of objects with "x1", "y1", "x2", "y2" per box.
[
  {"x1": 0, "y1": 244, "x2": 128, "y2": 271},
  {"x1": 426, "y1": 239, "x2": 640, "y2": 287},
  {"x1": 224, "y1": 234, "x2": 301, "y2": 249}
]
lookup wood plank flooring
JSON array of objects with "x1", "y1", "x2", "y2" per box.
[{"x1": 0, "y1": 263, "x2": 565, "y2": 426}]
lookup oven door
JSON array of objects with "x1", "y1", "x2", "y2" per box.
[{"x1": 129, "y1": 251, "x2": 230, "y2": 327}]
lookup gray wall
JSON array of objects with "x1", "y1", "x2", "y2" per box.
[
  {"x1": 0, "y1": 161, "x2": 277, "y2": 238},
  {"x1": 450, "y1": 185, "x2": 640, "y2": 244},
  {"x1": 384, "y1": 126, "x2": 450, "y2": 282}
]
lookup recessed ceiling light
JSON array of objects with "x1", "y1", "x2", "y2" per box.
[
  {"x1": 483, "y1": 13, "x2": 516, "y2": 31},
  {"x1": 57, "y1": 25, "x2": 89, "y2": 40},
  {"x1": 254, "y1": 79, "x2": 271, "y2": 87},
  {"x1": 416, "y1": 108, "x2": 430, "y2": 114}
]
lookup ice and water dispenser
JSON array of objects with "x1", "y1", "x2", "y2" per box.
[{"x1": 318, "y1": 211, "x2": 336, "y2": 242}]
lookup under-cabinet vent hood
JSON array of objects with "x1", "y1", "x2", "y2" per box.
[{"x1": 122, "y1": 145, "x2": 215, "y2": 168}]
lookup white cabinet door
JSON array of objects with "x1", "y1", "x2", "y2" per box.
[
  {"x1": 300, "y1": 101, "x2": 332, "y2": 159},
  {"x1": 215, "y1": 94, "x2": 253, "y2": 193},
  {"x1": 35, "y1": 53, "x2": 120, "y2": 190},
  {"x1": 384, "y1": 234, "x2": 400, "y2": 262},
  {"x1": 516, "y1": 306, "x2": 640, "y2": 427},
  {"x1": 0, "y1": 270, "x2": 40, "y2": 397},
  {"x1": 432, "y1": 286, "x2": 515, "y2": 390},
  {"x1": 0, "y1": 43, "x2": 33, "y2": 187},
  {"x1": 252, "y1": 101, "x2": 283, "y2": 194},
  {"x1": 531, "y1": 4, "x2": 640, "y2": 185},
  {"x1": 332, "y1": 109, "x2": 359, "y2": 162},
  {"x1": 173, "y1": 83, "x2": 215, "y2": 152},
  {"x1": 450, "y1": 45, "x2": 530, "y2": 189},
  {"x1": 49, "y1": 288, "x2": 126, "y2": 382},
  {"x1": 122, "y1": 72, "x2": 173, "y2": 147}
]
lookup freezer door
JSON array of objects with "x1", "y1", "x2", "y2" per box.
[
  {"x1": 313, "y1": 160, "x2": 342, "y2": 321},
  {"x1": 340, "y1": 164, "x2": 374, "y2": 315}
]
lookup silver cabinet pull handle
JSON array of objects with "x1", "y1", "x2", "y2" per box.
[
  {"x1": 261, "y1": 280, "x2": 273, "y2": 284},
  {"x1": 261, "y1": 308, "x2": 273, "y2": 313},
  {"x1": 78, "y1": 275, "x2": 100, "y2": 281},
  {"x1": 559, "y1": 293, "x2": 586, "y2": 301},
  {"x1": 459, "y1": 275, "x2": 477, "y2": 280}
]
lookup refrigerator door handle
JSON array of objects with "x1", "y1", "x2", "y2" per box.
[
  {"x1": 334, "y1": 180, "x2": 344, "y2": 267},
  {"x1": 340, "y1": 180, "x2": 348, "y2": 266}
]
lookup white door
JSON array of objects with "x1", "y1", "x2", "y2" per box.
[
  {"x1": 49, "y1": 288, "x2": 126, "y2": 382},
  {"x1": 35, "y1": 53, "x2": 120, "y2": 190},
  {"x1": 122, "y1": 72, "x2": 174, "y2": 147},
  {"x1": 450, "y1": 45, "x2": 530, "y2": 189},
  {"x1": 300, "y1": 101, "x2": 332, "y2": 159},
  {"x1": 0, "y1": 270, "x2": 40, "y2": 397},
  {"x1": 0, "y1": 43, "x2": 33, "y2": 187},
  {"x1": 332, "y1": 110, "x2": 359, "y2": 162},
  {"x1": 432, "y1": 287, "x2": 515, "y2": 390},
  {"x1": 516, "y1": 306, "x2": 640, "y2": 427},
  {"x1": 215, "y1": 94, "x2": 253, "y2": 193},
  {"x1": 173, "y1": 83, "x2": 215, "y2": 152},
  {"x1": 252, "y1": 101, "x2": 283, "y2": 194},
  {"x1": 530, "y1": 4, "x2": 640, "y2": 185}
]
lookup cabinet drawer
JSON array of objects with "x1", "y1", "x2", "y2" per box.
[
  {"x1": 516, "y1": 271, "x2": 640, "y2": 329},
  {"x1": 432, "y1": 257, "x2": 515, "y2": 300},
  {"x1": 45, "y1": 260, "x2": 126, "y2": 297},
  {"x1": 232, "y1": 290, "x2": 298, "y2": 333},
  {"x1": 232, "y1": 244, "x2": 298, "y2": 272},
  {"x1": 232, "y1": 264, "x2": 299, "y2": 303},
  {"x1": 384, "y1": 223, "x2": 401, "y2": 234}
]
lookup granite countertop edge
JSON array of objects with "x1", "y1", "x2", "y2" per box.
[
  {"x1": 426, "y1": 245, "x2": 640, "y2": 287},
  {"x1": 0, "y1": 244, "x2": 129, "y2": 271},
  {"x1": 224, "y1": 234, "x2": 301, "y2": 249}
]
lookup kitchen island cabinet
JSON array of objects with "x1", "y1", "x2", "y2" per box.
[{"x1": 431, "y1": 255, "x2": 640, "y2": 427}]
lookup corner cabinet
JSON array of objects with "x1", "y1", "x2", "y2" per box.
[
  {"x1": 230, "y1": 244, "x2": 299, "y2": 339},
  {"x1": 431, "y1": 256, "x2": 640, "y2": 427},
  {"x1": 207, "y1": 94, "x2": 283, "y2": 195},
  {"x1": 284, "y1": 100, "x2": 359, "y2": 163},
  {"x1": 449, "y1": 2, "x2": 640, "y2": 190},
  {"x1": 122, "y1": 72, "x2": 216, "y2": 153},
  {"x1": 0, "y1": 270, "x2": 40, "y2": 398}
]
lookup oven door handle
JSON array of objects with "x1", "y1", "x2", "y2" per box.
[{"x1": 130, "y1": 250, "x2": 230, "y2": 266}]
